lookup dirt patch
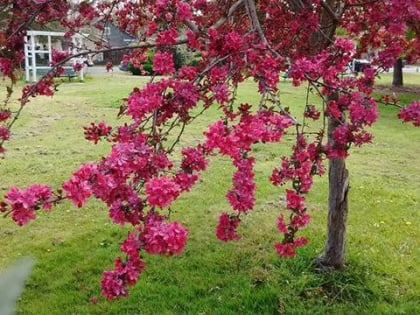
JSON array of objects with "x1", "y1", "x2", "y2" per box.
[{"x1": 375, "y1": 84, "x2": 420, "y2": 94}]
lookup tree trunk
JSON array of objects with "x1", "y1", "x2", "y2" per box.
[
  {"x1": 317, "y1": 156, "x2": 349, "y2": 269},
  {"x1": 316, "y1": 95, "x2": 349, "y2": 270},
  {"x1": 392, "y1": 58, "x2": 404, "y2": 87}
]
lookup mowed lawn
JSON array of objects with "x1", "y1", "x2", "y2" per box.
[{"x1": 0, "y1": 71, "x2": 419, "y2": 314}]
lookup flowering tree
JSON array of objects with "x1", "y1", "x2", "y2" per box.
[{"x1": 1, "y1": 0, "x2": 419, "y2": 299}]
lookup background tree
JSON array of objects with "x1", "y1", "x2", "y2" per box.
[
  {"x1": 1, "y1": 0, "x2": 419, "y2": 299},
  {"x1": 392, "y1": 20, "x2": 420, "y2": 87}
]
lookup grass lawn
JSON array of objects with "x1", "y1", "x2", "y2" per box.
[{"x1": 0, "y1": 71, "x2": 419, "y2": 314}]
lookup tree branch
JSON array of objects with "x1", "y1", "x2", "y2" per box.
[
  {"x1": 320, "y1": 0, "x2": 339, "y2": 23},
  {"x1": 245, "y1": 0, "x2": 281, "y2": 58},
  {"x1": 213, "y1": 0, "x2": 246, "y2": 29},
  {"x1": 344, "y1": 0, "x2": 380, "y2": 8}
]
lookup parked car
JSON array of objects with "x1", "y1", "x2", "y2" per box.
[
  {"x1": 119, "y1": 60, "x2": 129, "y2": 71},
  {"x1": 351, "y1": 59, "x2": 371, "y2": 73}
]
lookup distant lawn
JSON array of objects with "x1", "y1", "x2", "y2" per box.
[{"x1": 0, "y1": 71, "x2": 419, "y2": 314}]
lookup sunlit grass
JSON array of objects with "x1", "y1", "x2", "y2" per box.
[{"x1": 0, "y1": 71, "x2": 419, "y2": 314}]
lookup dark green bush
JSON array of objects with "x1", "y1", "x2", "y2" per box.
[
  {"x1": 127, "y1": 62, "x2": 142, "y2": 75},
  {"x1": 127, "y1": 47, "x2": 201, "y2": 75}
]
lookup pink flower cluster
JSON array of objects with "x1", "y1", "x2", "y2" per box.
[
  {"x1": 101, "y1": 256, "x2": 145, "y2": 299},
  {"x1": 271, "y1": 136, "x2": 324, "y2": 193},
  {"x1": 205, "y1": 110, "x2": 293, "y2": 160},
  {"x1": 325, "y1": 92, "x2": 378, "y2": 155},
  {"x1": 62, "y1": 163, "x2": 97, "y2": 208},
  {"x1": 0, "y1": 126, "x2": 10, "y2": 141},
  {"x1": 3, "y1": 185, "x2": 53, "y2": 226},
  {"x1": 204, "y1": 109, "x2": 294, "y2": 242},
  {"x1": 83, "y1": 121, "x2": 112, "y2": 144},
  {"x1": 156, "y1": 28, "x2": 178, "y2": 46},
  {"x1": 152, "y1": 51, "x2": 175, "y2": 75},
  {"x1": 101, "y1": 213, "x2": 188, "y2": 298},
  {"x1": 145, "y1": 177, "x2": 180, "y2": 208},
  {"x1": 180, "y1": 146, "x2": 207, "y2": 173},
  {"x1": 0, "y1": 57, "x2": 13, "y2": 77},
  {"x1": 399, "y1": 101, "x2": 420, "y2": 126},
  {"x1": 216, "y1": 213, "x2": 241, "y2": 242},
  {"x1": 270, "y1": 135, "x2": 322, "y2": 257},
  {"x1": 274, "y1": 237, "x2": 308, "y2": 257},
  {"x1": 142, "y1": 219, "x2": 188, "y2": 255},
  {"x1": 51, "y1": 49, "x2": 70, "y2": 66},
  {"x1": 226, "y1": 158, "x2": 256, "y2": 212}
]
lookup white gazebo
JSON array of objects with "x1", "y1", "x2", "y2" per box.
[{"x1": 24, "y1": 30, "x2": 86, "y2": 82}]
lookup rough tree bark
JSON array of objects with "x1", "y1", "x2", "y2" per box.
[
  {"x1": 392, "y1": 58, "x2": 404, "y2": 87},
  {"x1": 316, "y1": 104, "x2": 349, "y2": 269}
]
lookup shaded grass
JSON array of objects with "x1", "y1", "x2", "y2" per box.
[{"x1": 0, "y1": 71, "x2": 419, "y2": 314}]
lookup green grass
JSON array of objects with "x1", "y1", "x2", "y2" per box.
[{"x1": 0, "y1": 71, "x2": 419, "y2": 314}]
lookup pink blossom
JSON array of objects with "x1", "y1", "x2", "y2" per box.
[
  {"x1": 0, "y1": 110, "x2": 11, "y2": 122},
  {"x1": 51, "y1": 49, "x2": 70, "y2": 66},
  {"x1": 152, "y1": 51, "x2": 175, "y2": 75},
  {"x1": 0, "y1": 126, "x2": 10, "y2": 141},
  {"x1": 353, "y1": 131, "x2": 373, "y2": 146},
  {"x1": 101, "y1": 256, "x2": 146, "y2": 299},
  {"x1": 181, "y1": 146, "x2": 207, "y2": 172},
  {"x1": 146, "y1": 21, "x2": 157, "y2": 36},
  {"x1": 224, "y1": 31, "x2": 243, "y2": 52},
  {"x1": 145, "y1": 177, "x2": 180, "y2": 208},
  {"x1": 72, "y1": 62, "x2": 83, "y2": 72},
  {"x1": 83, "y1": 121, "x2": 112, "y2": 144},
  {"x1": 120, "y1": 232, "x2": 140, "y2": 259},
  {"x1": 304, "y1": 105, "x2": 320, "y2": 120},
  {"x1": 226, "y1": 158, "x2": 255, "y2": 212},
  {"x1": 0, "y1": 57, "x2": 13, "y2": 77},
  {"x1": 333, "y1": 124, "x2": 351, "y2": 145},
  {"x1": 142, "y1": 220, "x2": 188, "y2": 255},
  {"x1": 186, "y1": 30, "x2": 200, "y2": 49},
  {"x1": 274, "y1": 242, "x2": 296, "y2": 257},
  {"x1": 107, "y1": 194, "x2": 143, "y2": 226},
  {"x1": 274, "y1": 237, "x2": 308, "y2": 257},
  {"x1": 399, "y1": 101, "x2": 420, "y2": 126},
  {"x1": 173, "y1": 81, "x2": 199, "y2": 111},
  {"x1": 285, "y1": 189, "x2": 305, "y2": 211},
  {"x1": 176, "y1": 1, "x2": 192, "y2": 20},
  {"x1": 156, "y1": 28, "x2": 178, "y2": 46},
  {"x1": 101, "y1": 271, "x2": 126, "y2": 300},
  {"x1": 324, "y1": 145, "x2": 349, "y2": 159},
  {"x1": 105, "y1": 62, "x2": 113, "y2": 72},
  {"x1": 290, "y1": 213, "x2": 311, "y2": 228},
  {"x1": 4, "y1": 184, "x2": 53, "y2": 226},
  {"x1": 276, "y1": 214, "x2": 288, "y2": 235},
  {"x1": 62, "y1": 163, "x2": 98, "y2": 207},
  {"x1": 177, "y1": 66, "x2": 198, "y2": 80},
  {"x1": 270, "y1": 158, "x2": 294, "y2": 186},
  {"x1": 174, "y1": 172, "x2": 199, "y2": 192},
  {"x1": 215, "y1": 213, "x2": 241, "y2": 242},
  {"x1": 126, "y1": 86, "x2": 164, "y2": 121},
  {"x1": 212, "y1": 84, "x2": 230, "y2": 104},
  {"x1": 293, "y1": 236, "x2": 308, "y2": 248}
]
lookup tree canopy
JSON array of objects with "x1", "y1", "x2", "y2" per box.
[{"x1": 1, "y1": 0, "x2": 419, "y2": 299}]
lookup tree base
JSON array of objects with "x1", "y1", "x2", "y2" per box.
[{"x1": 312, "y1": 255, "x2": 345, "y2": 272}]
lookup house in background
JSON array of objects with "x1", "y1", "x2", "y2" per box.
[{"x1": 88, "y1": 23, "x2": 137, "y2": 65}]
